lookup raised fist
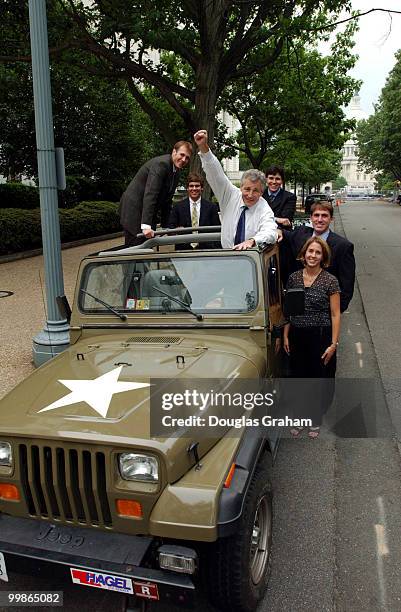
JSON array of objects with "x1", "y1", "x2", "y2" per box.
[{"x1": 193, "y1": 130, "x2": 209, "y2": 152}]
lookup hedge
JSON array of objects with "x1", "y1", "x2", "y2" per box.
[
  {"x1": 63, "y1": 176, "x2": 126, "y2": 205},
  {"x1": 0, "y1": 182, "x2": 39, "y2": 210},
  {"x1": 0, "y1": 178, "x2": 127, "y2": 210},
  {"x1": 0, "y1": 201, "x2": 121, "y2": 255}
]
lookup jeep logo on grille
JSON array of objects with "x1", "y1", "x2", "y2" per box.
[{"x1": 36, "y1": 525, "x2": 84, "y2": 547}]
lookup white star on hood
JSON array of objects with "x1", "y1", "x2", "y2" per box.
[{"x1": 38, "y1": 366, "x2": 150, "y2": 418}]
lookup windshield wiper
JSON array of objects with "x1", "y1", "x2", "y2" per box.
[
  {"x1": 151, "y1": 286, "x2": 203, "y2": 321},
  {"x1": 80, "y1": 289, "x2": 127, "y2": 321}
]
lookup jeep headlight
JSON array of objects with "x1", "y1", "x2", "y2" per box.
[
  {"x1": 0, "y1": 442, "x2": 12, "y2": 467},
  {"x1": 119, "y1": 453, "x2": 159, "y2": 482}
]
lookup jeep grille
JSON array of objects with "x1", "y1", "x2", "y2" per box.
[
  {"x1": 125, "y1": 336, "x2": 182, "y2": 344},
  {"x1": 19, "y1": 444, "x2": 112, "y2": 527}
]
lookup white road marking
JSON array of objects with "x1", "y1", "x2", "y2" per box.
[{"x1": 374, "y1": 496, "x2": 389, "y2": 612}]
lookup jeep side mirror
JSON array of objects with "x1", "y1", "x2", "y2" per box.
[
  {"x1": 283, "y1": 288, "x2": 305, "y2": 317},
  {"x1": 56, "y1": 295, "x2": 72, "y2": 323}
]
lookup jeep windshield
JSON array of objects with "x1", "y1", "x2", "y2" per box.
[{"x1": 79, "y1": 255, "x2": 258, "y2": 315}]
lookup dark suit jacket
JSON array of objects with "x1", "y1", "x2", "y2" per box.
[
  {"x1": 168, "y1": 197, "x2": 221, "y2": 250},
  {"x1": 281, "y1": 225, "x2": 355, "y2": 312},
  {"x1": 119, "y1": 154, "x2": 179, "y2": 242},
  {"x1": 263, "y1": 188, "x2": 296, "y2": 227}
]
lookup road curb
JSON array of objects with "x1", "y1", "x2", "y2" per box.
[{"x1": 0, "y1": 232, "x2": 124, "y2": 264}]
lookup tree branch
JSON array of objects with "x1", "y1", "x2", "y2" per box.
[
  {"x1": 57, "y1": 0, "x2": 195, "y2": 102},
  {"x1": 0, "y1": 42, "x2": 77, "y2": 64},
  {"x1": 219, "y1": 0, "x2": 297, "y2": 87},
  {"x1": 231, "y1": 38, "x2": 284, "y2": 80},
  {"x1": 309, "y1": 8, "x2": 401, "y2": 33},
  {"x1": 126, "y1": 79, "x2": 177, "y2": 145}
]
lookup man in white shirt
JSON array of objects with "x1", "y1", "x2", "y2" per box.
[{"x1": 194, "y1": 130, "x2": 277, "y2": 249}]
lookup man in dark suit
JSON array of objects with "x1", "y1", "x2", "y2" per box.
[
  {"x1": 263, "y1": 164, "x2": 296, "y2": 229},
  {"x1": 278, "y1": 201, "x2": 355, "y2": 312},
  {"x1": 168, "y1": 172, "x2": 221, "y2": 250},
  {"x1": 119, "y1": 140, "x2": 192, "y2": 246}
]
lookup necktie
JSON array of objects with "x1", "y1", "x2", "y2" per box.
[
  {"x1": 234, "y1": 206, "x2": 247, "y2": 245},
  {"x1": 191, "y1": 202, "x2": 198, "y2": 227},
  {"x1": 191, "y1": 202, "x2": 199, "y2": 248}
]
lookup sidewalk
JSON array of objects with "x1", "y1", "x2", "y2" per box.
[{"x1": 0, "y1": 236, "x2": 121, "y2": 400}]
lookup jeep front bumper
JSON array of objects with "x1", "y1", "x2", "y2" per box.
[{"x1": 0, "y1": 515, "x2": 194, "y2": 606}]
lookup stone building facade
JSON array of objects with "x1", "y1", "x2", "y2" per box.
[{"x1": 340, "y1": 95, "x2": 376, "y2": 193}]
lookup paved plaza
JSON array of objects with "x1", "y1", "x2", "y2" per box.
[{"x1": 0, "y1": 237, "x2": 121, "y2": 400}]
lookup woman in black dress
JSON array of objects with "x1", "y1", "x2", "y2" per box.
[{"x1": 283, "y1": 236, "x2": 341, "y2": 438}]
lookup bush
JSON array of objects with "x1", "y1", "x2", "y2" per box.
[
  {"x1": 0, "y1": 179, "x2": 126, "y2": 211},
  {"x1": 62, "y1": 176, "x2": 126, "y2": 207},
  {"x1": 0, "y1": 201, "x2": 120, "y2": 255},
  {"x1": 0, "y1": 183, "x2": 39, "y2": 210},
  {"x1": 60, "y1": 201, "x2": 121, "y2": 242}
]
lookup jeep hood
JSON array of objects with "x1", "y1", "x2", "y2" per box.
[{"x1": 0, "y1": 333, "x2": 263, "y2": 482}]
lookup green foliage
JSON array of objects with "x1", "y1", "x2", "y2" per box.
[
  {"x1": 1, "y1": 0, "x2": 358, "y2": 189},
  {"x1": 0, "y1": 201, "x2": 120, "y2": 255},
  {"x1": 356, "y1": 49, "x2": 401, "y2": 181},
  {"x1": 62, "y1": 176, "x2": 125, "y2": 207},
  {"x1": 47, "y1": 0, "x2": 355, "y2": 148},
  {"x1": 0, "y1": 179, "x2": 124, "y2": 211},
  {"x1": 332, "y1": 176, "x2": 347, "y2": 190},
  {"x1": 220, "y1": 27, "x2": 359, "y2": 170},
  {"x1": 0, "y1": 183, "x2": 39, "y2": 209},
  {"x1": 373, "y1": 173, "x2": 396, "y2": 192},
  {"x1": 0, "y1": 209, "x2": 43, "y2": 254},
  {"x1": 0, "y1": 1, "x2": 165, "y2": 183}
]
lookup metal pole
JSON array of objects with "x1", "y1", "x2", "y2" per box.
[{"x1": 29, "y1": 0, "x2": 69, "y2": 366}]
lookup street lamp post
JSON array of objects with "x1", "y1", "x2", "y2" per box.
[{"x1": 28, "y1": 0, "x2": 69, "y2": 366}]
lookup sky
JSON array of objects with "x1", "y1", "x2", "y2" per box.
[{"x1": 339, "y1": 1, "x2": 401, "y2": 115}]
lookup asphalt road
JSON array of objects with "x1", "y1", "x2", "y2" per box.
[{"x1": 2, "y1": 199, "x2": 401, "y2": 611}]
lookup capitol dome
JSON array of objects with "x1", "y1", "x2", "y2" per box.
[{"x1": 341, "y1": 95, "x2": 375, "y2": 192}]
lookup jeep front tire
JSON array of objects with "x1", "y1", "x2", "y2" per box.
[{"x1": 208, "y1": 453, "x2": 273, "y2": 611}]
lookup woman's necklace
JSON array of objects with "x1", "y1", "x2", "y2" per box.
[{"x1": 303, "y1": 268, "x2": 321, "y2": 283}]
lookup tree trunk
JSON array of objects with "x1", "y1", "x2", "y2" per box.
[{"x1": 190, "y1": 55, "x2": 222, "y2": 199}]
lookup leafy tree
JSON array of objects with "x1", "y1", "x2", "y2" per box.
[
  {"x1": 267, "y1": 140, "x2": 341, "y2": 189},
  {"x1": 0, "y1": 62, "x2": 163, "y2": 183},
  {"x1": 332, "y1": 176, "x2": 347, "y2": 190},
  {"x1": 48, "y1": 0, "x2": 355, "y2": 152},
  {"x1": 356, "y1": 49, "x2": 401, "y2": 181},
  {"x1": 373, "y1": 172, "x2": 396, "y2": 192},
  {"x1": 221, "y1": 26, "x2": 359, "y2": 169},
  {"x1": 0, "y1": 1, "x2": 166, "y2": 183},
  {"x1": 0, "y1": 64, "x2": 36, "y2": 180}
]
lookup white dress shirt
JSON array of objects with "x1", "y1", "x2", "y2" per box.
[{"x1": 199, "y1": 150, "x2": 277, "y2": 248}]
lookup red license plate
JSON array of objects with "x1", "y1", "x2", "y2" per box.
[{"x1": 133, "y1": 581, "x2": 159, "y2": 600}]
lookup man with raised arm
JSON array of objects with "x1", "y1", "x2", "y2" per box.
[{"x1": 194, "y1": 130, "x2": 277, "y2": 250}]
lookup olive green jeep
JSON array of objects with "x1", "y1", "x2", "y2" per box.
[{"x1": 0, "y1": 229, "x2": 287, "y2": 611}]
